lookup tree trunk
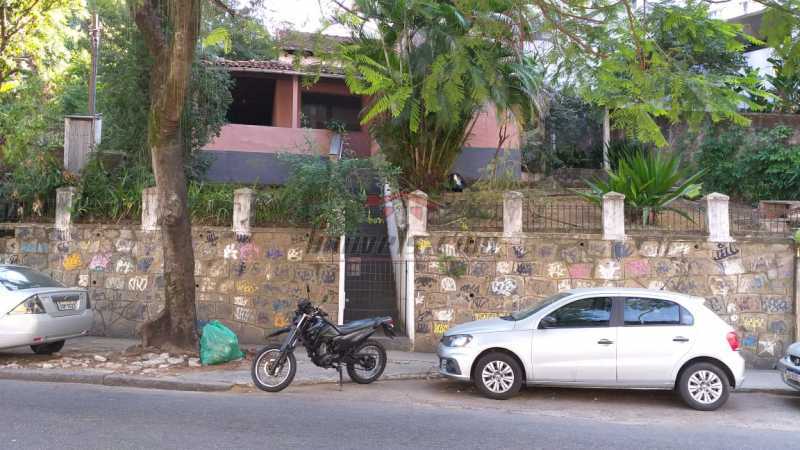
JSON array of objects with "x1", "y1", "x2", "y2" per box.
[{"x1": 132, "y1": 0, "x2": 201, "y2": 351}]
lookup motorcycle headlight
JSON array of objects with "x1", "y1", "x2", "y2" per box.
[
  {"x1": 9, "y1": 295, "x2": 46, "y2": 315},
  {"x1": 442, "y1": 334, "x2": 472, "y2": 347}
]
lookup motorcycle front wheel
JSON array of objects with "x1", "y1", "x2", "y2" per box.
[
  {"x1": 251, "y1": 346, "x2": 296, "y2": 392},
  {"x1": 347, "y1": 339, "x2": 387, "y2": 384}
]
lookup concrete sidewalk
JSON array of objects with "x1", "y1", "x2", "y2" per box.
[
  {"x1": 0, "y1": 336, "x2": 440, "y2": 392},
  {"x1": 0, "y1": 337, "x2": 796, "y2": 395}
]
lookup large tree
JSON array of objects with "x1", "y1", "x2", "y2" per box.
[
  {"x1": 130, "y1": 0, "x2": 202, "y2": 350},
  {"x1": 333, "y1": 0, "x2": 779, "y2": 187},
  {"x1": 336, "y1": 0, "x2": 543, "y2": 189}
]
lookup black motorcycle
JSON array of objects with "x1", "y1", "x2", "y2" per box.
[{"x1": 251, "y1": 297, "x2": 395, "y2": 392}]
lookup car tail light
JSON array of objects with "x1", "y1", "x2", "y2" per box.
[
  {"x1": 726, "y1": 331, "x2": 740, "y2": 351},
  {"x1": 9, "y1": 295, "x2": 46, "y2": 315}
]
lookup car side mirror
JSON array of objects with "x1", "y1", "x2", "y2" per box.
[{"x1": 539, "y1": 316, "x2": 557, "y2": 329}]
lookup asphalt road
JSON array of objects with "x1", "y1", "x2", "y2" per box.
[{"x1": 1, "y1": 379, "x2": 798, "y2": 450}]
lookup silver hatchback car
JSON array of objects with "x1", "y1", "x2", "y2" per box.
[{"x1": 438, "y1": 288, "x2": 745, "y2": 411}]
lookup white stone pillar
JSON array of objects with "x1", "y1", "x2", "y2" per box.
[
  {"x1": 706, "y1": 192, "x2": 734, "y2": 243},
  {"x1": 602, "y1": 192, "x2": 626, "y2": 241},
  {"x1": 503, "y1": 191, "x2": 524, "y2": 237},
  {"x1": 233, "y1": 188, "x2": 254, "y2": 237},
  {"x1": 406, "y1": 190, "x2": 429, "y2": 237},
  {"x1": 55, "y1": 187, "x2": 76, "y2": 232},
  {"x1": 141, "y1": 187, "x2": 159, "y2": 232}
]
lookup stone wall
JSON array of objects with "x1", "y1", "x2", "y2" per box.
[
  {"x1": 412, "y1": 232, "x2": 796, "y2": 369},
  {"x1": 0, "y1": 224, "x2": 340, "y2": 344}
]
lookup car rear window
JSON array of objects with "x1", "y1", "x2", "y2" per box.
[
  {"x1": 624, "y1": 297, "x2": 693, "y2": 326},
  {"x1": 0, "y1": 266, "x2": 64, "y2": 291}
]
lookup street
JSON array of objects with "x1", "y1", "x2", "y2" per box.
[{"x1": 1, "y1": 379, "x2": 797, "y2": 450}]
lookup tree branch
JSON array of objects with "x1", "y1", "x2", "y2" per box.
[
  {"x1": 132, "y1": 0, "x2": 167, "y2": 58},
  {"x1": 209, "y1": 0, "x2": 236, "y2": 16}
]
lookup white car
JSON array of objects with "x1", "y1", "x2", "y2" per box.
[
  {"x1": 437, "y1": 288, "x2": 745, "y2": 411},
  {"x1": 0, "y1": 265, "x2": 93, "y2": 354}
]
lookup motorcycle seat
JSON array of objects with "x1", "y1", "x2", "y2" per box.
[{"x1": 337, "y1": 317, "x2": 392, "y2": 334}]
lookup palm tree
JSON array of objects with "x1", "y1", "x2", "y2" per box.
[{"x1": 336, "y1": 0, "x2": 543, "y2": 189}]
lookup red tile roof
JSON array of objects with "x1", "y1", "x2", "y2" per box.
[{"x1": 207, "y1": 58, "x2": 345, "y2": 77}]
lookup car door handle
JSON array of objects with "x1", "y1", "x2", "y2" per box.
[
  {"x1": 597, "y1": 339, "x2": 614, "y2": 345},
  {"x1": 673, "y1": 336, "x2": 690, "y2": 342}
]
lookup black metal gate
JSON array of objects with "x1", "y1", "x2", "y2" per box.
[{"x1": 343, "y1": 202, "x2": 404, "y2": 333}]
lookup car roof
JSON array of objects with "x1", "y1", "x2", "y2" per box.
[{"x1": 564, "y1": 287, "x2": 702, "y2": 301}]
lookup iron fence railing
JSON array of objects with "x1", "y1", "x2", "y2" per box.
[
  {"x1": 0, "y1": 197, "x2": 56, "y2": 223},
  {"x1": 626, "y1": 202, "x2": 708, "y2": 235},
  {"x1": 730, "y1": 203, "x2": 797, "y2": 236},
  {"x1": 428, "y1": 195, "x2": 503, "y2": 232},
  {"x1": 523, "y1": 200, "x2": 602, "y2": 233}
]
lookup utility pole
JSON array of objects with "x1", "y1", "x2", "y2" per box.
[
  {"x1": 602, "y1": 108, "x2": 610, "y2": 171},
  {"x1": 88, "y1": 13, "x2": 101, "y2": 146}
]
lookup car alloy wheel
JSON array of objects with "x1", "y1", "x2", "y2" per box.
[
  {"x1": 481, "y1": 360, "x2": 515, "y2": 394},
  {"x1": 678, "y1": 362, "x2": 730, "y2": 411},
  {"x1": 687, "y1": 370, "x2": 723, "y2": 405},
  {"x1": 474, "y1": 352, "x2": 523, "y2": 400}
]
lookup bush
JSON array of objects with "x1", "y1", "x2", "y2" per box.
[
  {"x1": 279, "y1": 154, "x2": 399, "y2": 236},
  {"x1": 1, "y1": 148, "x2": 66, "y2": 218},
  {"x1": 695, "y1": 126, "x2": 800, "y2": 202},
  {"x1": 74, "y1": 156, "x2": 154, "y2": 222},
  {"x1": 578, "y1": 150, "x2": 703, "y2": 224}
]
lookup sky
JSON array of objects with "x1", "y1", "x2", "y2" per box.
[{"x1": 260, "y1": 0, "x2": 350, "y2": 35}]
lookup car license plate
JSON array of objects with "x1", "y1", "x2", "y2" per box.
[
  {"x1": 785, "y1": 370, "x2": 800, "y2": 383},
  {"x1": 57, "y1": 301, "x2": 78, "y2": 311}
]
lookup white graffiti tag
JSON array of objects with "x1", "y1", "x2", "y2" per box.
[
  {"x1": 490, "y1": 277, "x2": 517, "y2": 297},
  {"x1": 115, "y1": 259, "x2": 134, "y2": 274},
  {"x1": 128, "y1": 276, "x2": 148, "y2": 292},
  {"x1": 223, "y1": 244, "x2": 239, "y2": 260},
  {"x1": 440, "y1": 277, "x2": 456, "y2": 292}
]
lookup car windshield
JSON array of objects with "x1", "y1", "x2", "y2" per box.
[
  {"x1": 508, "y1": 292, "x2": 572, "y2": 321},
  {"x1": 0, "y1": 266, "x2": 64, "y2": 291}
]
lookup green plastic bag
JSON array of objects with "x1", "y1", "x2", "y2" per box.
[{"x1": 200, "y1": 321, "x2": 245, "y2": 365}]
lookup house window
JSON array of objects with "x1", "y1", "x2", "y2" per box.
[
  {"x1": 300, "y1": 93, "x2": 362, "y2": 131},
  {"x1": 227, "y1": 74, "x2": 275, "y2": 126}
]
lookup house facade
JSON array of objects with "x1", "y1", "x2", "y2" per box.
[{"x1": 202, "y1": 38, "x2": 521, "y2": 185}]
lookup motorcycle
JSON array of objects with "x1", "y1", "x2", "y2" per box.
[{"x1": 251, "y1": 294, "x2": 395, "y2": 392}]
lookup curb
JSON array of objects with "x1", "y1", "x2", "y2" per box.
[
  {"x1": 0, "y1": 368, "x2": 234, "y2": 392},
  {"x1": 734, "y1": 387, "x2": 799, "y2": 395},
  {"x1": 6, "y1": 368, "x2": 789, "y2": 396},
  {"x1": 0, "y1": 368, "x2": 439, "y2": 393}
]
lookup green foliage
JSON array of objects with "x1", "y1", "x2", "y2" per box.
[
  {"x1": 523, "y1": 94, "x2": 603, "y2": 173},
  {"x1": 201, "y1": 9, "x2": 277, "y2": 60},
  {"x1": 0, "y1": 76, "x2": 65, "y2": 165},
  {"x1": 578, "y1": 150, "x2": 704, "y2": 224},
  {"x1": 766, "y1": 58, "x2": 800, "y2": 113},
  {"x1": 336, "y1": 0, "x2": 544, "y2": 188},
  {"x1": 187, "y1": 182, "x2": 235, "y2": 226},
  {"x1": 580, "y1": 1, "x2": 768, "y2": 147},
  {"x1": 0, "y1": 148, "x2": 65, "y2": 217},
  {"x1": 279, "y1": 154, "x2": 399, "y2": 236},
  {"x1": 762, "y1": 1, "x2": 800, "y2": 77},
  {"x1": 0, "y1": 0, "x2": 82, "y2": 92},
  {"x1": 695, "y1": 126, "x2": 800, "y2": 202},
  {"x1": 1, "y1": 0, "x2": 234, "y2": 222},
  {"x1": 647, "y1": 1, "x2": 748, "y2": 76},
  {"x1": 73, "y1": 156, "x2": 154, "y2": 222}
]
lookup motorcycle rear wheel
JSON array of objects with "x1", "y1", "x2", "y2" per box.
[
  {"x1": 346, "y1": 340, "x2": 387, "y2": 384},
  {"x1": 252, "y1": 346, "x2": 296, "y2": 392}
]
